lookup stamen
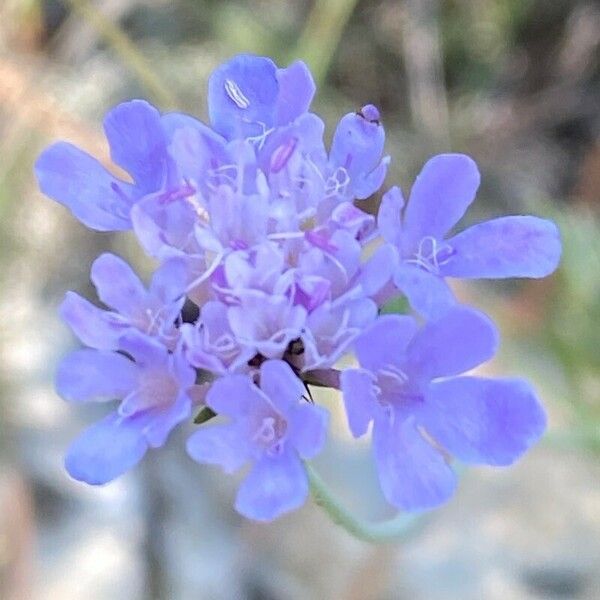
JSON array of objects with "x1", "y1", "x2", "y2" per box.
[
  {"x1": 271, "y1": 137, "x2": 298, "y2": 173},
  {"x1": 244, "y1": 120, "x2": 274, "y2": 149},
  {"x1": 224, "y1": 79, "x2": 250, "y2": 109},
  {"x1": 325, "y1": 167, "x2": 350, "y2": 198},
  {"x1": 405, "y1": 236, "x2": 454, "y2": 274},
  {"x1": 253, "y1": 417, "x2": 277, "y2": 444}
]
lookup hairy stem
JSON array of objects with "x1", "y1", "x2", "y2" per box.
[{"x1": 305, "y1": 462, "x2": 425, "y2": 544}]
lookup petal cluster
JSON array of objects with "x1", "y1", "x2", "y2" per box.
[{"x1": 37, "y1": 54, "x2": 561, "y2": 519}]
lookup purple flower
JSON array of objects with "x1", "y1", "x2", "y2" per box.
[
  {"x1": 187, "y1": 360, "x2": 329, "y2": 520},
  {"x1": 36, "y1": 54, "x2": 560, "y2": 522},
  {"x1": 328, "y1": 104, "x2": 390, "y2": 202},
  {"x1": 378, "y1": 154, "x2": 562, "y2": 317},
  {"x1": 341, "y1": 306, "x2": 546, "y2": 510},
  {"x1": 56, "y1": 331, "x2": 198, "y2": 484},
  {"x1": 180, "y1": 301, "x2": 255, "y2": 375},
  {"x1": 60, "y1": 253, "x2": 187, "y2": 350},
  {"x1": 35, "y1": 100, "x2": 179, "y2": 231},
  {"x1": 208, "y1": 54, "x2": 315, "y2": 142}
]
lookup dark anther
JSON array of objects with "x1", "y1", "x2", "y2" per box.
[
  {"x1": 287, "y1": 339, "x2": 305, "y2": 356},
  {"x1": 194, "y1": 406, "x2": 217, "y2": 424},
  {"x1": 356, "y1": 109, "x2": 380, "y2": 126},
  {"x1": 248, "y1": 353, "x2": 267, "y2": 368},
  {"x1": 180, "y1": 299, "x2": 200, "y2": 324}
]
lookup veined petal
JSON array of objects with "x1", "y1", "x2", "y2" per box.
[
  {"x1": 393, "y1": 263, "x2": 456, "y2": 319},
  {"x1": 373, "y1": 414, "x2": 457, "y2": 510},
  {"x1": 103, "y1": 100, "x2": 166, "y2": 193},
  {"x1": 65, "y1": 412, "x2": 148, "y2": 485},
  {"x1": 440, "y1": 216, "x2": 562, "y2": 279},
  {"x1": 403, "y1": 154, "x2": 480, "y2": 250},
  {"x1": 91, "y1": 253, "x2": 148, "y2": 317},
  {"x1": 354, "y1": 314, "x2": 418, "y2": 372},
  {"x1": 423, "y1": 376, "x2": 547, "y2": 465},
  {"x1": 406, "y1": 306, "x2": 499, "y2": 382},
  {"x1": 35, "y1": 142, "x2": 134, "y2": 231},
  {"x1": 340, "y1": 368, "x2": 378, "y2": 437},
  {"x1": 56, "y1": 349, "x2": 137, "y2": 402},
  {"x1": 234, "y1": 449, "x2": 308, "y2": 521}
]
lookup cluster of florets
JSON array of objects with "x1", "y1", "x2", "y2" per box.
[{"x1": 36, "y1": 54, "x2": 561, "y2": 521}]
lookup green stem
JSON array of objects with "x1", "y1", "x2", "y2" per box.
[
  {"x1": 65, "y1": 0, "x2": 177, "y2": 109},
  {"x1": 305, "y1": 462, "x2": 424, "y2": 543}
]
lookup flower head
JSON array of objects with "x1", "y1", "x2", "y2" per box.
[
  {"x1": 57, "y1": 331, "x2": 198, "y2": 484},
  {"x1": 341, "y1": 307, "x2": 546, "y2": 510},
  {"x1": 378, "y1": 154, "x2": 562, "y2": 317},
  {"x1": 187, "y1": 360, "x2": 328, "y2": 520},
  {"x1": 39, "y1": 54, "x2": 560, "y2": 523}
]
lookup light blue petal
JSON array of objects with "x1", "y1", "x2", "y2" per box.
[
  {"x1": 187, "y1": 422, "x2": 252, "y2": 474},
  {"x1": 440, "y1": 216, "x2": 562, "y2": 279},
  {"x1": 56, "y1": 349, "x2": 137, "y2": 402},
  {"x1": 208, "y1": 54, "x2": 279, "y2": 140},
  {"x1": 356, "y1": 243, "x2": 399, "y2": 297},
  {"x1": 403, "y1": 154, "x2": 480, "y2": 251},
  {"x1": 35, "y1": 142, "x2": 134, "y2": 231},
  {"x1": 330, "y1": 108, "x2": 386, "y2": 198},
  {"x1": 275, "y1": 60, "x2": 315, "y2": 126},
  {"x1": 423, "y1": 376, "x2": 547, "y2": 465},
  {"x1": 65, "y1": 412, "x2": 148, "y2": 485},
  {"x1": 119, "y1": 330, "x2": 169, "y2": 367},
  {"x1": 377, "y1": 186, "x2": 405, "y2": 246},
  {"x1": 340, "y1": 368, "x2": 377, "y2": 437},
  {"x1": 149, "y1": 257, "x2": 188, "y2": 305},
  {"x1": 393, "y1": 263, "x2": 456, "y2": 319},
  {"x1": 91, "y1": 253, "x2": 148, "y2": 317},
  {"x1": 354, "y1": 314, "x2": 418, "y2": 372},
  {"x1": 235, "y1": 449, "x2": 308, "y2": 521},
  {"x1": 353, "y1": 155, "x2": 390, "y2": 200},
  {"x1": 259, "y1": 360, "x2": 305, "y2": 413},
  {"x1": 103, "y1": 100, "x2": 166, "y2": 193},
  {"x1": 406, "y1": 306, "x2": 499, "y2": 382},
  {"x1": 59, "y1": 291, "x2": 124, "y2": 350},
  {"x1": 373, "y1": 414, "x2": 457, "y2": 510},
  {"x1": 287, "y1": 403, "x2": 329, "y2": 459},
  {"x1": 206, "y1": 374, "x2": 266, "y2": 418}
]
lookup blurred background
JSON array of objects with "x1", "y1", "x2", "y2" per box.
[{"x1": 0, "y1": 0, "x2": 599, "y2": 598}]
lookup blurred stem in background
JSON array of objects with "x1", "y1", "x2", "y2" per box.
[
  {"x1": 63, "y1": 0, "x2": 177, "y2": 108},
  {"x1": 401, "y1": 0, "x2": 450, "y2": 150},
  {"x1": 292, "y1": 0, "x2": 361, "y2": 84}
]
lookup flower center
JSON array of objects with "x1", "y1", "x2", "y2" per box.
[{"x1": 253, "y1": 415, "x2": 288, "y2": 455}]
